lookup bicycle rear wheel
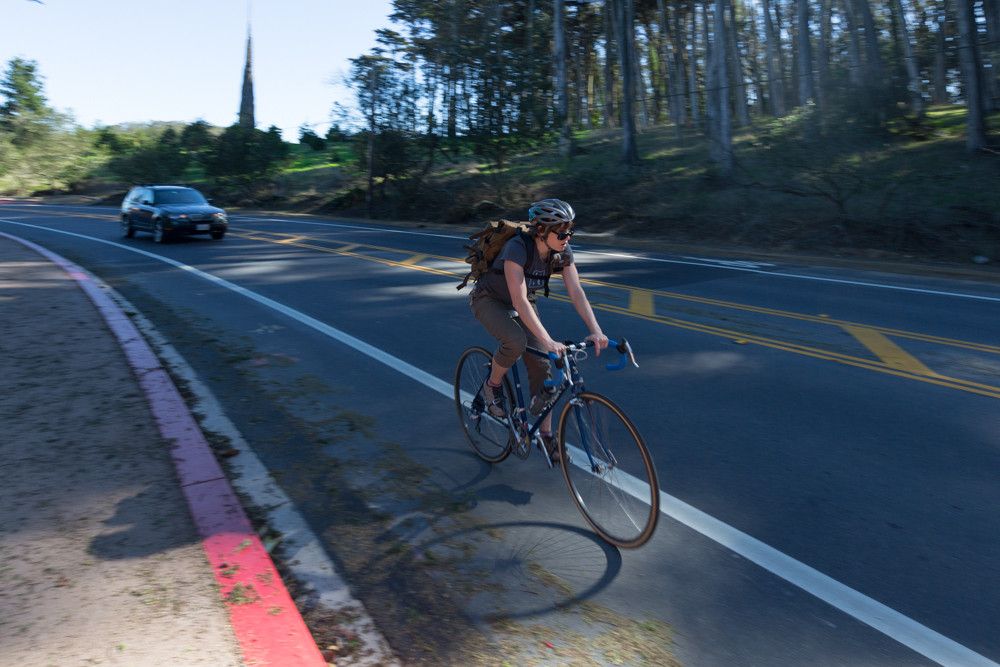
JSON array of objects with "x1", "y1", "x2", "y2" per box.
[
  {"x1": 557, "y1": 392, "x2": 659, "y2": 548},
  {"x1": 454, "y1": 346, "x2": 514, "y2": 463}
]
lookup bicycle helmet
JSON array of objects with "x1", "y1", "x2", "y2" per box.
[{"x1": 528, "y1": 198, "x2": 575, "y2": 227}]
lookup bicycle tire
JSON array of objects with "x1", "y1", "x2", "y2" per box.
[
  {"x1": 557, "y1": 392, "x2": 659, "y2": 548},
  {"x1": 454, "y1": 346, "x2": 514, "y2": 463}
]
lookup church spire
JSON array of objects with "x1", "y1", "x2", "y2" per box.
[{"x1": 238, "y1": 20, "x2": 255, "y2": 128}]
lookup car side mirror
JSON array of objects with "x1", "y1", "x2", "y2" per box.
[{"x1": 142, "y1": 200, "x2": 152, "y2": 205}]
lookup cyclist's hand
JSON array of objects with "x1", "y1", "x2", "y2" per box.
[
  {"x1": 586, "y1": 332, "x2": 609, "y2": 356},
  {"x1": 543, "y1": 338, "x2": 567, "y2": 356}
]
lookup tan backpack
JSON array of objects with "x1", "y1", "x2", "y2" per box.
[{"x1": 456, "y1": 220, "x2": 533, "y2": 291}]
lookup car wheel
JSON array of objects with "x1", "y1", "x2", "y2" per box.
[
  {"x1": 211, "y1": 230, "x2": 225, "y2": 240},
  {"x1": 153, "y1": 219, "x2": 168, "y2": 243},
  {"x1": 121, "y1": 216, "x2": 135, "y2": 238}
]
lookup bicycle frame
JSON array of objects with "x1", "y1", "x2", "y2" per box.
[{"x1": 506, "y1": 338, "x2": 638, "y2": 466}]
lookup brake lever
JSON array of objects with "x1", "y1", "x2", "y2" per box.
[
  {"x1": 604, "y1": 337, "x2": 639, "y2": 370},
  {"x1": 623, "y1": 340, "x2": 639, "y2": 368}
]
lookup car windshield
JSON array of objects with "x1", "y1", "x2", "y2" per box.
[{"x1": 154, "y1": 189, "x2": 207, "y2": 205}]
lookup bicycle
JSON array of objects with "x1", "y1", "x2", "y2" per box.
[{"x1": 454, "y1": 337, "x2": 659, "y2": 548}]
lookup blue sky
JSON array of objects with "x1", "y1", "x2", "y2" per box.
[{"x1": 0, "y1": 0, "x2": 395, "y2": 140}]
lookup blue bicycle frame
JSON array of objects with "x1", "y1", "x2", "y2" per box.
[{"x1": 505, "y1": 338, "x2": 638, "y2": 465}]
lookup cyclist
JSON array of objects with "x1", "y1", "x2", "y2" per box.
[{"x1": 468, "y1": 198, "x2": 608, "y2": 462}]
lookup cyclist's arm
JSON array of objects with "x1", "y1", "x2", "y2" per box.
[
  {"x1": 561, "y1": 264, "x2": 608, "y2": 354},
  {"x1": 504, "y1": 260, "x2": 563, "y2": 354}
]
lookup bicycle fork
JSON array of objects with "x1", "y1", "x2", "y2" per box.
[{"x1": 570, "y1": 398, "x2": 616, "y2": 474}]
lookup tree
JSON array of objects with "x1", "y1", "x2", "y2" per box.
[
  {"x1": 711, "y1": 0, "x2": 733, "y2": 176},
  {"x1": 349, "y1": 52, "x2": 395, "y2": 217},
  {"x1": 203, "y1": 124, "x2": 289, "y2": 197},
  {"x1": 797, "y1": 0, "x2": 815, "y2": 105},
  {"x1": 554, "y1": 0, "x2": 572, "y2": 156},
  {"x1": 889, "y1": 0, "x2": 923, "y2": 117},
  {"x1": 615, "y1": 0, "x2": 639, "y2": 163},
  {"x1": 180, "y1": 120, "x2": 214, "y2": 160},
  {"x1": 762, "y1": 0, "x2": 786, "y2": 116},
  {"x1": 107, "y1": 127, "x2": 188, "y2": 184},
  {"x1": 0, "y1": 57, "x2": 51, "y2": 147},
  {"x1": 954, "y1": 0, "x2": 988, "y2": 150},
  {"x1": 325, "y1": 123, "x2": 347, "y2": 143},
  {"x1": 0, "y1": 57, "x2": 47, "y2": 119},
  {"x1": 298, "y1": 124, "x2": 327, "y2": 150}
]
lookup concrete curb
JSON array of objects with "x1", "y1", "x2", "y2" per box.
[{"x1": 0, "y1": 231, "x2": 327, "y2": 667}]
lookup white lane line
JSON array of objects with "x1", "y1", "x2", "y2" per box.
[{"x1": 3, "y1": 218, "x2": 995, "y2": 667}]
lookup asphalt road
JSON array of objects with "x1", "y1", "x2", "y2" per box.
[{"x1": 2, "y1": 203, "x2": 998, "y2": 666}]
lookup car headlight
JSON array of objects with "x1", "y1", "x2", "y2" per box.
[{"x1": 213, "y1": 213, "x2": 227, "y2": 222}]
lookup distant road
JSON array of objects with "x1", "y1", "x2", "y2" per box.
[{"x1": 3, "y1": 203, "x2": 998, "y2": 666}]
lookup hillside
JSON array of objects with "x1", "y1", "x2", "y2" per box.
[{"x1": 267, "y1": 105, "x2": 999, "y2": 266}]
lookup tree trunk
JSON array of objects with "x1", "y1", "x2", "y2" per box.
[
  {"x1": 616, "y1": 0, "x2": 639, "y2": 163},
  {"x1": 727, "y1": 0, "x2": 751, "y2": 126},
  {"x1": 841, "y1": 0, "x2": 864, "y2": 88},
  {"x1": 522, "y1": 0, "x2": 537, "y2": 134},
  {"x1": 984, "y1": 0, "x2": 1000, "y2": 111},
  {"x1": 446, "y1": 70, "x2": 457, "y2": 141},
  {"x1": 890, "y1": 0, "x2": 924, "y2": 116},
  {"x1": 604, "y1": 0, "x2": 618, "y2": 128},
  {"x1": 702, "y1": 0, "x2": 712, "y2": 119},
  {"x1": 671, "y1": 2, "x2": 689, "y2": 125},
  {"x1": 577, "y1": 39, "x2": 590, "y2": 128},
  {"x1": 705, "y1": 1, "x2": 718, "y2": 140},
  {"x1": 688, "y1": 0, "x2": 702, "y2": 125},
  {"x1": 366, "y1": 129, "x2": 375, "y2": 218},
  {"x1": 746, "y1": 0, "x2": 764, "y2": 115},
  {"x1": 933, "y1": 2, "x2": 949, "y2": 104},
  {"x1": 817, "y1": 0, "x2": 832, "y2": 113},
  {"x1": 797, "y1": 0, "x2": 815, "y2": 105},
  {"x1": 855, "y1": 0, "x2": 883, "y2": 98},
  {"x1": 775, "y1": 0, "x2": 791, "y2": 110},
  {"x1": 658, "y1": 0, "x2": 677, "y2": 124},
  {"x1": 712, "y1": 0, "x2": 733, "y2": 175},
  {"x1": 635, "y1": 22, "x2": 652, "y2": 127},
  {"x1": 955, "y1": 0, "x2": 988, "y2": 150},
  {"x1": 762, "y1": 0, "x2": 786, "y2": 116},
  {"x1": 554, "y1": 0, "x2": 572, "y2": 156}
]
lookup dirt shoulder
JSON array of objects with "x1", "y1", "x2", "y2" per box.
[{"x1": 0, "y1": 236, "x2": 243, "y2": 666}]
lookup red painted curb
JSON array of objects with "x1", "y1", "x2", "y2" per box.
[{"x1": 1, "y1": 232, "x2": 327, "y2": 667}]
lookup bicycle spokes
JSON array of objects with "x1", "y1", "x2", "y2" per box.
[
  {"x1": 558, "y1": 392, "x2": 659, "y2": 548},
  {"x1": 454, "y1": 347, "x2": 514, "y2": 464}
]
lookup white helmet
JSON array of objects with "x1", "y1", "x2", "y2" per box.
[{"x1": 528, "y1": 198, "x2": 575, "y2": 226}]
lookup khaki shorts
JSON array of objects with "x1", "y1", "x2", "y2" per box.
[{"x1": 470, "y1": 292, "x2": 552, "y2": 397}]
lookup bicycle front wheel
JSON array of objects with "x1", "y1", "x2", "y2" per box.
[
  {"x1": 557, "y1": 392, "x2": 659, "y2": 548},
  {"x1": 454, "y1": 346, "x2": 513, "y2": 463}
]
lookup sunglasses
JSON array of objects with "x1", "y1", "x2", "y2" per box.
[{"x1": 553, "y1": 228, "x2": 574, "y2": 240}]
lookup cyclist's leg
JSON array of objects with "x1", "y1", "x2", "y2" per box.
[
  {"x1": 471, "y1": 294, "x2": 527, "y2": 415},
  {"x1": 518, "y1": 305, "x2": 559, "y2": 459}
]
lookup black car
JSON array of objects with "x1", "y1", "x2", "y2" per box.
[{"x1": 120, "y1": 185, "x2": 228, "y2": 242}]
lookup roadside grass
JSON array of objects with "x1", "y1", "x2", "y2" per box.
[{"x1": 325, "y1": 103, "x2": 998, "y2": 261}]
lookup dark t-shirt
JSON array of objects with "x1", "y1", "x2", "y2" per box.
[{"x1": 472, "y1": 234, "x2": 574, "y2": 305}]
